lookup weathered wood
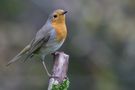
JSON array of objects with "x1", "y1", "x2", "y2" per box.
[{"x1": 48, "y1": 52, "x2": 69, "y2": 90}]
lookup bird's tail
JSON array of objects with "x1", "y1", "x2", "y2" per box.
[{"x1": 6, "y1": 45, "x2": 31, "y2": 66}]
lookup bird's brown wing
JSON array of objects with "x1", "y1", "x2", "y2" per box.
[
  {"x1": 7, "y1": 20, "x2": 53, "y2": 66},
  {"x1": 6, "y1": 33, "x2": 50, "y2": 66},
  {"x1": 23, "y1": 33, "x2": 50, "y2": 61}
]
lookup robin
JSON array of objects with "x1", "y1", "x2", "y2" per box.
[{"x1": 7, "y1": 9, "x2": 68, "y2": 76}]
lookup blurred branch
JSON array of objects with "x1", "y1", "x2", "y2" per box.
[{"x1": 48, "y1": 52, "x2": 69, "y2": 90}]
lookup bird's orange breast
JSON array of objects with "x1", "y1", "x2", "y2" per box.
[{"x1": 52, "y1": 23, "x2": 67, "y2": 42}]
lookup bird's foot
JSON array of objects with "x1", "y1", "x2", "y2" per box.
[{"x1": 47, "y1": 72, "x2": 51, "y2": 77}]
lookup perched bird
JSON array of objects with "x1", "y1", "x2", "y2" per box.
[{"x1": 7, "y1": 9, "x2": 68, "y2": 76}]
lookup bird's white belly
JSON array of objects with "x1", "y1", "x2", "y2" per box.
[{"x1": 40, "y1": 39, "x2": 64, "y2": 55}]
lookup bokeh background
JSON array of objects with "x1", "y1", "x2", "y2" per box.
[{"x1": 0, "y1": 0, "x2": 135, "y2": 90}]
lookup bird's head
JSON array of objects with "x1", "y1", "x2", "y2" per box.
[{"x1": 48, "y1": 9, "x2": 67, "y2": 25}]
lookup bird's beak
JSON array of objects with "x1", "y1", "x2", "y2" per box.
[{"x1": 62, "y1": 11, "x2": 68, "y2": 15}]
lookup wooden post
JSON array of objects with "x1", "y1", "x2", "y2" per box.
[{"x1": 48, "y1": 52, "x2": 69, "y2": 90}]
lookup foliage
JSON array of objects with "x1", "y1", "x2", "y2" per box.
[{"x1": 52, "y1": 79, "x2": 70, "y2": 90}]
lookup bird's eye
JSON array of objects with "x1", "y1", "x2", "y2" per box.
[{"x1": 53, "y1": 15, "x2": 57, "y2": 18}]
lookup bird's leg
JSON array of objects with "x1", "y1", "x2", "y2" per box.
[
  {"x1": 42, "y1": 60, "x2": 60, "y2": 79},
  {"x1": 42, "y1": 60, "x2": 51, "y2": 77}
]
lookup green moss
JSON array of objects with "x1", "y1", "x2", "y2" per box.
[{"x1": 52, "y1": 79, "x2": 70, "y2": 90}]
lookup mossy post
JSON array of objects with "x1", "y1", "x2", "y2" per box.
[{"x1": 48, "y1": 52, "x2": 70, "y2": 90}]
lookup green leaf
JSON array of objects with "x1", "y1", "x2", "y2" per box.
[{"x1": 52, "y1": 79, "x2": 70, "y2": 90}]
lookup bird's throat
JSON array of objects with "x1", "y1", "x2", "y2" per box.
[{"x1": 52, "y1": 23, "x2": 67, "y2": 42}]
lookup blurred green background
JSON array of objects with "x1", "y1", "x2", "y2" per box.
[{"x1": 0, "y1": 0, "x2": 135, "y2": 90}]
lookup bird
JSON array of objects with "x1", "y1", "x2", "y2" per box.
[{"x1": 6, "y1": 9, "x2": 68, "y2": 77}]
